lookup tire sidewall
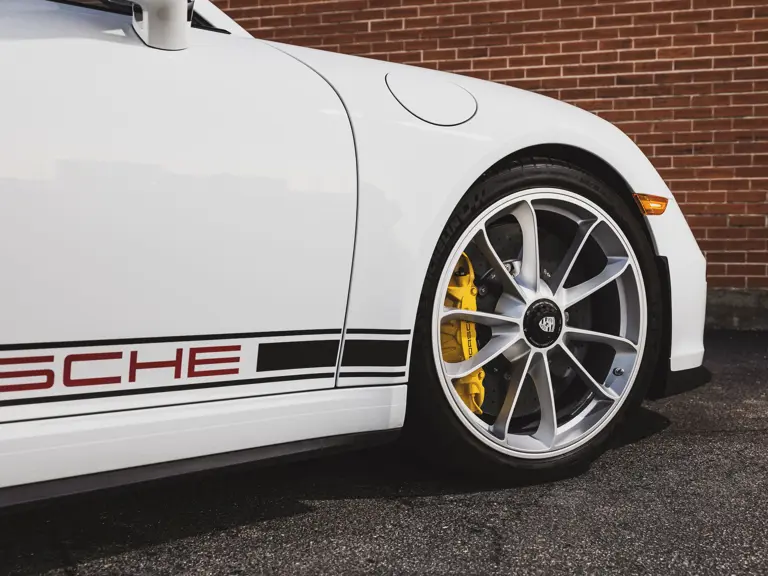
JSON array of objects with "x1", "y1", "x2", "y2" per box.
[{"x1": 408, "y1": 160, "x2": 663, "y2": 473}]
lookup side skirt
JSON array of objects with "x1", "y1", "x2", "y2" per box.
[
  {"x1": 0, "y1": 385, "x2": 407, "y2": 505},
  {"x1": 0, "y1": 429, "x2": 400, "y2": 508}
]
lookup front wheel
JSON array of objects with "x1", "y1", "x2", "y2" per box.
[{"x1": 407, "y1": 159, "x2": 663, "y2": 472}]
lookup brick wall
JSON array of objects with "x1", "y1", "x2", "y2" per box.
[{"x1": 216, "y1": 0, "x2": 768, "y2": 290}]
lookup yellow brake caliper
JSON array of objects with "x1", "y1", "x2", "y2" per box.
[{"x1": 440, "y1": 253, "x2": 485, "y2": 414}]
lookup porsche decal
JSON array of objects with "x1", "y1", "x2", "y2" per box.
[
  {"x1": 0, "y1": 329, "x2": 411, "y2": 406},
  {"x1": 0, "y1": 345, "x2": 242, "y2": 394}
]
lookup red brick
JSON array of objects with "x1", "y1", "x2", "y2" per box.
[
  {"x1": 709, "y1": 277, "x2": 747, "y2": 288},
  {"x1": 708, "y1": 263, "x2": 726, "y2": 275},
  {"x1": 225, "y1": 0, "x2": 768, "y2": 287},
  {"x1": 728, "y1": 264, "x2": 768, "y2": 276},
  {"x1": 708, "y1": 251, "x2": 745, "y2": 262},
  {"x1": 709, "y1": 227, "x2": 748, "y2": 240},
  {"x1": 699, "y1": 239, "x2": 728, "y2": 251},
  {"x1": 635, "y1": 36, "x2": 674, "y2": 49},
  {"x1": 728, "y1": 239, "x2": 767, "y2": 251},
  {"x1": 728, "y1": 191, "x2": 767, "y2": 202},
  {"x1": 730, "y1": 215, "x2": 768, "y2": 227}
]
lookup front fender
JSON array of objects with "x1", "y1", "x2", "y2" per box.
[{"x1": 272, "y1": 41, "x2": 705, "y2": 376}]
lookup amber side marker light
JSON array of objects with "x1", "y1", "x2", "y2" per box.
[{"x1": 633, "y1": 194, "x2": 669, "y2": 216}]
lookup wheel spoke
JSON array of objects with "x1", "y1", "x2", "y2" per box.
[
  {"x1": 474, "y1": 227, "x2": 530, "y2": 303},
  {"x1": 530, "y1": 351, "x2": 557, "y2": 449},
  {"x1": 549, "y1": 218, "x2": 600, "y2": 296},
  {"x1": 441, "y1": 307, "x2": 521, "y2": 327},
  {"x1": 491, "y1": 351, "x2": 533, "y2": 439},
  {"x1": 443, "y1": 329, "x2": 521, "y2": 379},
  {"x1": 563, "y1": 327, "x2": 638, "y2": 354},
  {"x1": 556, "y1": 343, "x2": 618, "y2": 401},
  {"x1": 511, "y1": 200, "x2": 540, "y2": 294},
  {"x1": 435, "y1": 188, "x2": 647, "y2": 459},
  {"x1": 559, "y1": 257, "x2": 629, "y2": 309},
  {"x1": 501, "y1": 338, "x2": 531, "y2": 365}
]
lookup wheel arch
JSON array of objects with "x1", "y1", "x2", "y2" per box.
[
  {"x1": 481, "y1": 144, "x2": 645, "y2": 234},
  {"x1": 466, "y1": 144, "x2": 673, "y2": 398}
]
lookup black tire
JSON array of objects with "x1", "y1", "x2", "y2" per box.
[{"x1": 405, "y1": 157, "x2": 663, "y2": 475}]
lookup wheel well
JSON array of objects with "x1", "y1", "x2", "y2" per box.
[
  {"x1": 479, "y1": 143, "x2": 672, "y2": 399},
  {"x1": 482, "y1": 144, "x2": 646, "y2": 233}
]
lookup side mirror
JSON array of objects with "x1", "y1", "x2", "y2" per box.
[{"x1": 130, "y1": 0, "x2": 194, "y2": 51}]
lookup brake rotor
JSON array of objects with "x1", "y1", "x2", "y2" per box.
[{"x1": 464, "y1": 214, "x2": 594, "y2": 425}]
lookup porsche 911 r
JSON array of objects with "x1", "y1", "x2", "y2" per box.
[{"x1": 0, "y1": 0, "x2": 706, "y2": 505}]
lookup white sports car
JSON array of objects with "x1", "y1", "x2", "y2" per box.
[{"x1": 0, "y1": 0, "x2": 706, "y2": 504}]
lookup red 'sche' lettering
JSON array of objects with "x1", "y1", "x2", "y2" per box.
[
  {"x1": 129, "y1": 348, "x2": 183, "y2": 382},
  {"x1": 0, "y1": 356, "x2": 55, "y2": 392},
  {"x1": 64, "y1": 352, "x2": 123, "y2": 387},
  {"x1": 187, "y1": 346, "x2": 241, "y2": 378}
]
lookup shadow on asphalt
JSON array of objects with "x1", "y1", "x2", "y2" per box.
[
  {"x1": 659, "y1": 366, "x2": 712, "y2": 399},
  {"x1": 609, "y1": 405, "x2": 671, "y2": 450},
  {"x1": 0, "y1": 403, "x2": 672, "y2": 575}
]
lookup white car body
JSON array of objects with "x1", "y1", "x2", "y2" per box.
[{"x1": 0, "y1": 0, "x2": 705, "y2": 503}]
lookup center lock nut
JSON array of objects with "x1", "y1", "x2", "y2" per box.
[{"x1": 523, "y1": 299, "x2": 563, "y2": 348}]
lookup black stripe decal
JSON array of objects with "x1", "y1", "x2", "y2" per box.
[
  {"x1": 0, "y1": 372, "x2": 336, "y2": 407},
  {"x1": 257, "y1": 340, "x2": 339, "y2": 372},
  {"x1": 346, "y1": 329, "x2": 411, "y2": 336},
  {"x1": 341, "y1": 340, "x2": 409, "y2": 368},
  {"x1": 339, "y1": 372, "x2": 406, "y2": 378},
  {"x1": 0, "y1": 329, "x2": 343, "y2": 352}
]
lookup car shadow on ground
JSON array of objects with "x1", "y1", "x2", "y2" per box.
[{"x1": 0, "y1": 402, "x2": 673, "y2": 575}]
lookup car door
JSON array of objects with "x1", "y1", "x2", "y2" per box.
[{"x1": 0, "y1": 0, "x2": 358, "y2": 473}]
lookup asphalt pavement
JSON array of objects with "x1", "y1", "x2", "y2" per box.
[{"x1": 1, "y1": 331, "x2": 766, "y2": 576}]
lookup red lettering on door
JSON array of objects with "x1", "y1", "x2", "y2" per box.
[
  {"x1": 0, "y1": 356, "x2": 55, "y2": 392},
  {"x1": 187, "y1": 346, "x2": 241, "y2": 378},
  {"x1": 129, "y1": 348, "x2": 183, "y2": 383},
  {"x1": 64, "y1": 352, "x2": 123, "y2": 387}
]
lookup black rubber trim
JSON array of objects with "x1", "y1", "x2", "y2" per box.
[
  {"x1": 647, "y1": 255, "x2": 673, "y2": 399},
  {"x1": 48, "y1": 0, "x2": 132, "y2": 15},
  {"x1": 47, "y1": 0, "x2": 232, "y2": 34},
  {"x1": 190, "y1": 12, "x2": 232, "y2": 35},
  {"x1": 339, "y1": 371, "x2": 407, "y2": 378},
  {"x1": 341, "y1": 340, "x2": 409, "y2": 368},
  {"x1": 0, "y1": 372, "x2": 335, "y2": 408},
  {"x1": 0, "y1": 329, "x2": 342, "y2": 352},
  {"x1": 662, "y1": 365, "x2": 712, "y2": 399},
  {"x1": 256, "y1": 340, "x2": 339, "y2": 372},
  {"x1": 0, "y1": 430, "x2": 401, "y2": 508}
]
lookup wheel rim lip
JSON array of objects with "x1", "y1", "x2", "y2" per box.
[{"x1": 431, "y1": 187, "x2": 648, "y2": 460}]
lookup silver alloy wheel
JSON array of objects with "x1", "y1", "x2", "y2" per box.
[{"x1": 432, "y1": 188, "x2": 647, "y2": 459}]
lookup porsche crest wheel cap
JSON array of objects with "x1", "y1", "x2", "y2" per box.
[{"x1": 523, "y1": 299, "x2": 563, "y2": 348}]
